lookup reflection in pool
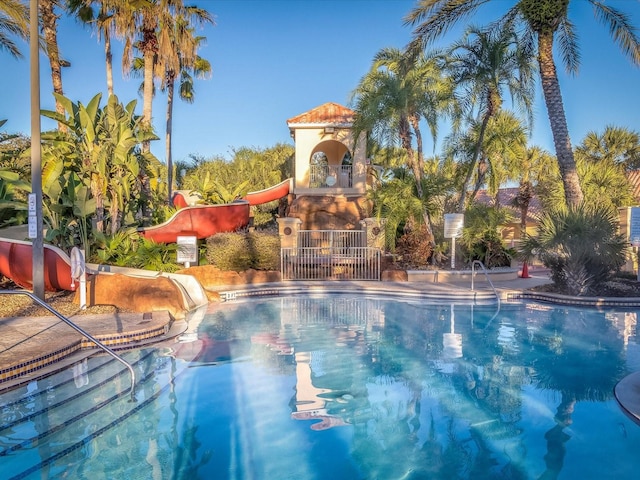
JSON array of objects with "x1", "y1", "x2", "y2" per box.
[{"x1": 4, "y1": 294, "x2": 640, "y2": 479}]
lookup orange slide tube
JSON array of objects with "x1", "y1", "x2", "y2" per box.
[
  {"x1": 0, "y1": 238, "x2": 77, "y2": 292},
  {"x1": 243, "y1": 178, "x2": 292, "y2": 206},
  {"x1": 138, "y1": 201, "x2": 251, "y2": 244}
]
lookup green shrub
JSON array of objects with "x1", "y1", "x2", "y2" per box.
[
  {"x1": 206, "y1": 230, "x2": 280, "y2": 271},
  {"x1": 519, "y1": 204, "x2": 628, "y2": 296}
]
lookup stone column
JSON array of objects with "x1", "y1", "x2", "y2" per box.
[
  {"x1": 359, "y1": 218, "x2": 386, "y2": 249},
  {"x1": 277, "y1": 217, "x2": 303, "y2": 249}
]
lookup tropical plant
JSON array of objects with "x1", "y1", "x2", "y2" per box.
[
  {"x1": 368, "y1": 168, "x2": 426, "y2": 252},
  {"x1": 459, "y1": 203, "x2": 515, "y2": 268},
  {"x1": 93, "y1": 229, "x2": 181, "y2": 272},
  {"x1": 519, "y1": 204, "x2": 628, "y2": 296},
  {"x1": 0, "y1": 168, "x2": 29, "y2": 227},
  {"x1": 351, "y1": 47, "x2": 457, "y2": 245},
  {"x1": 405, "y1": 0, "x2": 640, "y2": 208},
  {"x1": 445, "y1": 24, "x2": 535, "y2": 211},
  {"x1": 40, "y1": 93, "x2": 159, "y2": 253},
  {"x1": 510, "y1": 146, "x2": 555, "y2": 239},
  {"x1": 444, "y1": 110, "x2": 529, "y2": 207},
  {"x1": 575, "y1": 125, "x2": 640, "y2": 171},
  {"x1": 0, "y1": 0, "x2": 29, "y2": 58}
]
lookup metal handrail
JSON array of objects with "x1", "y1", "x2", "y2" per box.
[
  {"x1": 0, "y1": 290, "x2": 136, "y2": 401},
  {"x1": 470, "y1": 261, "x2": 501, "y2": 324}
]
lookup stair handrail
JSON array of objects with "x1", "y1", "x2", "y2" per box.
[
  {"x1": 471, "y1": 261, "x2": 501, "y2": 325},
  {"x1": 0, "y1": 290, "x2": 136, "y2": 401}
]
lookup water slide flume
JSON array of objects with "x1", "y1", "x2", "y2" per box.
[
  {"x1": 148, "y1": 178, "x2": 293, "y2": 243},
  {"x1": 0, "y1": 238, "x2": 77, "y2": 292},
  {"x1": 138, "y1": 200, "x2": 251, "y2": 244},
  {"x1": 242, "y1": 178, "x2": 292, "y2": 206}
]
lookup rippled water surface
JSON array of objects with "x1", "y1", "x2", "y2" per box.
[{"x1": 3, "y1": 294, "x2": 640, "y2": 479}]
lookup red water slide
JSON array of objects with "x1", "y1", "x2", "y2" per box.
[
  {"x1": 243, "y1": 178, "x2": 292, "y2": 206},
  {"x1": 172, "y1": 178, "x2": 292, "y2": 209},
  {"x1": 138, "y1": 201, "x2": 251, "y2": 244},
  {"x1": 0, "y1": 238, "x2": 76, "y2": 292}
]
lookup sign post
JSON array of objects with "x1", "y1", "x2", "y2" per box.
[
  {"x1": 444, "y1": 214, "x2": 465, "y2": 269},
  {"x1": 177, "y1": 236, "x2": 198, "y2": 268}
]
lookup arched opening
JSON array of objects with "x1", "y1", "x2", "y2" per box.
[{"x1": 309, "y1": 141, "x2": 353, "y2": 188}]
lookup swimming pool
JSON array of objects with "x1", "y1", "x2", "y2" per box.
[{"x1": 1, "y1": 294, "x2": 639, "y2": 479}]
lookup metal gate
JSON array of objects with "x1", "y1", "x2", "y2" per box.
[{"x1": 280, "y1": 230, "x2": 381, "y2": 281}]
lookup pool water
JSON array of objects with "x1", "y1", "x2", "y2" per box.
[{"x1": 2, "y1": 294, "x2": 640, "y2": 479}]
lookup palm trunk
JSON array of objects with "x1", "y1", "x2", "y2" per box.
[
  {"x1": 406, "y1": 116, "x2": 436, "y2": 251},
  {"x1": 142, "y1": 49, "x2": 155, "y2": 153},
  {"x1": 537, "y1": 32, "x2": 583, "y2": 208},
  {"x1": 166, "y1": 76, "x2": 175, "y2": 205},
  {"x1": 458, "y1": 111, "x2": 491, "y2": 212},
  {"x1": 105, "y1": 31, "x2": 114, "y2": 97},
  {"x1": 40, "y1": 0, "x2": 66, "y2": 132}
]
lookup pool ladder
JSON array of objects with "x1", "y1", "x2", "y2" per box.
[
  {"x1": 470, "y1": 260, "x2": 501, "y2": 323},
  {"x1": 0, "y1": 290, "x2": 137, "y2": 401}
]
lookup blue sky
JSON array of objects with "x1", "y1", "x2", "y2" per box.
[{"x1": 1, "y1": 0, "x2": 639, "y2": 165}]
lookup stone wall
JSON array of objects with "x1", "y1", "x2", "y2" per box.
[{"x1": 287, "y1": 195, "x2": 372, "y2": 230}]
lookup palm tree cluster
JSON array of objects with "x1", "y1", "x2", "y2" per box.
[
  {"x1": 351, "y1": 0, "x2": 640, "y2": 277},
  {"x1": 2, "y1": 0, "x2": 214, "y2": 202}
]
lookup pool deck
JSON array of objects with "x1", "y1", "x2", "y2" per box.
[{"x1": 1, "y1": 271, "x2": 639, "y2": 426}]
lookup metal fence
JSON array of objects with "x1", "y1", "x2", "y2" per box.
[
  {"x1": 297, "y1": 229, "x2": 366, "y2": 249},
  {"x1": 309, "y1": 165, "x2": 352, "y2": 188},
  {"x1": 281, "y1": 246, "x2": 380, "y2": 280}
]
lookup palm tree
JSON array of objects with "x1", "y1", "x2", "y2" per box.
[
  {"x1": 445, "y1": 110, "x2": 529, "y2": 208},
  {"x1": 68, "y1": 0, "x2": 138, "y2": 97},
  {"x1": 351, "y1": 47, "x2": 456, "y2": 246},
  {"x1": 511, "y1": 146, "x2": 555, "y2": 239},
  {"x1": 445, "y1": 24, "x2": 535, "y2": 212},
  {"x1": 159, "y1": 9, "x2": 213, "y2": 204},
  {"x1": 575, "y1": 125, "x2": 640, "y2": 171},
  {"x1": 405, "y1": 0, "x2": 640, "y2": 208},
  {"x1": 40, "y1": 0, "x2": 69, "y2": 131},
  {"x1": 0, "y1": 0, "x2": 28, "y2": 58}
]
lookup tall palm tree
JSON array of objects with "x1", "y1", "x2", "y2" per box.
[
  {"x1": 0, "y1": 0, "x2": 28, "y2": 58},
  {"x1": 127, "y1": 0, "x2": 186, "y2": 153},
  {"x1": 68, "y1": 0, "x2": 139, "y2": 97},
  {"x1": 40, "y1": 0, "x2": 69, "y2": 131},
  {"x1": 159, "y1": 9, "x2": 213, "y2": 204},
  {"x1": 405, "y1": 0, "x2": 640, "y2": 208},
  {"x1": 445, "y1": 24, "x2": 535, "y2": 212},
  {"x1": 351, "y1": 47, "x2": 456, "y2": 245}
]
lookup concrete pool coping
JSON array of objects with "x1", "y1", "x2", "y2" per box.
[{"x1": 1, "y1": 271, "x2": 640, "y2": 426}]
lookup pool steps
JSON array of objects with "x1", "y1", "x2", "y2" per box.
[{"x1": 0, "y1": 347, "x2": 186, "y2": 479}]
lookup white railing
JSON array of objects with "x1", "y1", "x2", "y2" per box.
[
  {"x1": 297, "y1": 229, "x2": 366, "y2": 249},
  {"x1": 309, "y1": 165, "x2": 352, "y2": 188},
  {"x1": 281, "y1": 246, "x2": 380, "y2": 280}
]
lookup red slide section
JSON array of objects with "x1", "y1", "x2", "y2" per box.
[
  {"x1": 243, "y1": 178, "x2": 292, "y2": 206},
  {"x1": 172, "y1": 178, "x2": 292, "y2": 209},
  {"x1": 138, "y1": 201, "x2": 251, "y2": 244},
  {"x1": 0, "y1": 238, "x2": 76, "y2": 292}
]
